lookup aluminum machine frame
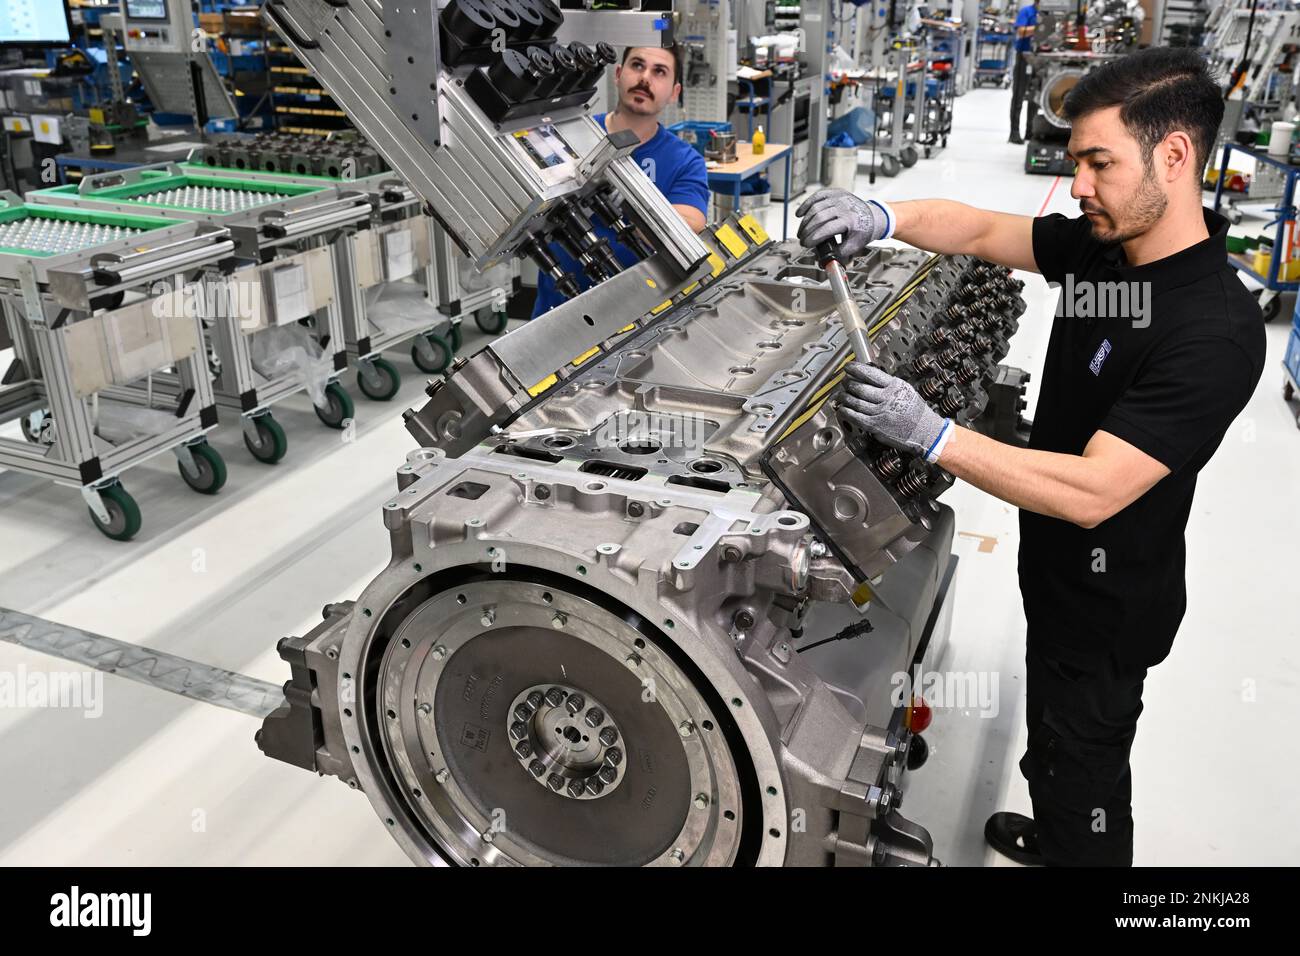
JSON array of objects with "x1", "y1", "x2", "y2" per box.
[
  {"x1": 253, "y1": 0, "x2": 1028, "y2": 866},
  {"x1": 0, "y1": 194, "x2": 236, "y2": 539},
  {"x1": 28, "y1": 163, "x2": 374, "y2": 464}
]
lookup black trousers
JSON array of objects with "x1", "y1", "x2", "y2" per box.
[
  {"x1": 1010, "y1": 51, "x2": 1036, "y2": 139},
  {"x1": 1018, "y1": 635, "x2": 1148, "y2": 866}
]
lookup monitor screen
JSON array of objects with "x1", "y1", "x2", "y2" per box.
[
  {"x1": 0, "y1": 0, "x2": 72, "y2": 46},
  {"x1": 124, "y1": 0, "x2": 169, "y2": 21}
]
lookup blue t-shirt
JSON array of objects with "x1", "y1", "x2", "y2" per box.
[
  {"x1": 1014, "y1": 4, "x2": 1038, "y2": 53},
  {"x1": 531, "y1": 112, "x2": 710, "y2": 318}
]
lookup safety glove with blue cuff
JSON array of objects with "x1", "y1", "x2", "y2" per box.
[
  {"x1": 838, "y1": 362, "x2": 954, "y2": 463},
  {"x1": 796, "y1": 189, "x2": 896, "y2": 260}
]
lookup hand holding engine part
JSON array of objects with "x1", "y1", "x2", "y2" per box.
[{"x1": 839, "y1": 361, "x2": 955, "y2": 464}]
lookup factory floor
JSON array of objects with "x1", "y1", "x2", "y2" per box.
[{"x1": 0, "y1": 87, "x2": 1295, "y2": 867}]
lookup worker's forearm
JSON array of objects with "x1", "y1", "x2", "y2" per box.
[
  {"x1": 937, "y1": 425, "x2": 1111, "y2": 527},
  {"x1": 891, "y1": 199, "x2": 997, "y2": 257}
]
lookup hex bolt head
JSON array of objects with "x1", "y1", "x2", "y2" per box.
[
  {"x1": 529, "y1": 759, "x2": 546, "y2": 777},
  {"x1": 584, "y1": 777, "x2": 604, "y2": 796},
  {"x1": 694, "y1": 793, "x2": 710, "y2": 810},
  {"x1": 431, "y1": 644, "x2": 447, "y2": 661},
  {"x1": 598, "y1": 765, "x2": 618, "y2": 784},
  {"x1": 481, "y1": 607, "x2": 497, "y2": 627},
  {"x1": 435, "y1": 768, "x2": 450, "y2": 784},
  {"x1": 510, "y1": 721, "x2": 528, "y2": 740},
  {"x1": 515, "y1": 740, "x2": 533, "y2": 758},
  {"x1": 551, "y1": 612, "x2": 568, "y2": 629},
  {"x1": 514, "y1": 702, "x2": 533, "y2": 721},
  {"x1": 734, "y1": 610, "x2": 755, "y2": 631},
  {"x1": 585, "y1": 708, "x2": 605, "y2": 728},
  {"x1": 679, "y1": 720, "x2": 695, "y2": 737},
  {"x1": 627, "y1": 501, "x2": 645, "y2": 518},
  {"x1": 545, "y1": 687, "x2": 566, "y2": 707},
  {"x1": 534, "y1": 485, "x2": 551, "y2": 501},
  {"x1": 599, "y1": 726, "x2": 619, "y2": 746},
  {"x1": 565, "y1": 693, "x2": 585, "y2": 715},
  {"x1": 547, "y1": 773, "x2": 565, "y2": 791},
  {"x1": 721, "y1": 545, "x2": 742, "y2": 562},
  {"x1": 526, "y1": 691, "x2": 544, "y2": 710},
  {"x1": 624, "y1": 653, "x2": 641, "y2": 669},
  {"x1": 481, "y1": 829, "x2": 495, "y2": 844},
  {"x1": 567, "y1": 778, "x2": 585, "y2": 797},
  {"x1": 604, "y1": 747, "x2": 623, "y2": 767},
  {"x1": 670, "y1": 849, "x2": 685, "y2": 864}
]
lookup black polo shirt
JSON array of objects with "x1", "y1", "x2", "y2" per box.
[{"x1": 1021, "y1": 208, "x2": 1265, "y2": 669}]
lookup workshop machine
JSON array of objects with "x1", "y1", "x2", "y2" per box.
[
  {"x1": 28, "y1": 163, "x2": 374, "y2": 463},
  {"x1": 1022, "y1": 50, "x2": 1122, "y2": 176},
  {"x1": 0, "y1": 194, "x2": 235, "y2": 539},
  {"x1": 253, "y1": 0, "x2": 1028, "y2": 866}
]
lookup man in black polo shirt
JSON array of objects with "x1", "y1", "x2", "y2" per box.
[{"x1": 796, "y1": 48, "x2": 1265, "y2": 865}]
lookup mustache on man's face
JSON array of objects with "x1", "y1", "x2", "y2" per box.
[{"x1": 629, "y1": 84, "x2": 653, "y2": 100}]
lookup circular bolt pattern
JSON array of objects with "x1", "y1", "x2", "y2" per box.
[{"x1": 507, "y1": 682, "x2": 628, "y2": 801}]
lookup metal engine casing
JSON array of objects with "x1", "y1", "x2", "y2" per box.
[{"x1": 259, "y1": 240, "x2": 1026, "y2": 866}]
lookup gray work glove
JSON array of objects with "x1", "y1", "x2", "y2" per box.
[
  {"x1": 796, "y1": 189, "x2": 893, "y2": 259},
  {"x1": 838, "y1": 362, "x2": 953, "y2": 462}
]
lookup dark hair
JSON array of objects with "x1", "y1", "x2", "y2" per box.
[
  {"x1": 1062, "y1": 47, "x2": 1224, "y2": 173},
  {"x1": 620, "y1": 44, "x2": 683, "y2": 87}
]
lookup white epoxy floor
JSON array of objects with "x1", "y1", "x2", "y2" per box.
[{"x1": 0, "y1": 87, "x2": 1295, "y2": 866}]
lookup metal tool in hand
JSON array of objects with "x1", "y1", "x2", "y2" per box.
[{"x1": 815, "y1": 236, "x2": 873, "y2": 363}]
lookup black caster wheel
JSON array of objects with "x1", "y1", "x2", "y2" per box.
[
  {"x1": 906, "y1": 733, "x2": 930, "y2": 771},
  {"x1": 88, "y1": 482, "x2": 142, "y2": 541},
  {"x1": 475, "y1": 309, "x2": 509, "y2": 335},
  {"x1": 178, "y1": 441, "x2": 228, "y2": 494},
  {"x1": 924, "y1": 146, "x2": 932, "y2": 159},
  {"x1": 314, "y1": 381, "x2": 355, "y2": 429},
  {"x1": 449, "y1": 322, "x2": 464, "y2": 352},
  {"x1": 900, "y1": 145, "x2": 919, "y2": 167},
  {"x1": 244, "y1": 413, "x2": 288, "y2": 463},
  {"x1": 880, "y1": 154, "x2": 902, "y2": 177},
  {"x1": 19, "y1": 409, "x2": 51, "y2": 444},
  {"x1": 412, "y1": 332, "x2": 453, "y2": 374},
  {"x1": 1255, "y1": 289, "x2": 1282, "y2": 322},
  {"x1": 1285, "y1": 381, "x2": 1294, "y2": 402},
  {"x1": 357, "y1": 356, "x2": 401, "y2": 401}
]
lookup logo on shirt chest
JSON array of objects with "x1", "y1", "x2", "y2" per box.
[{"x1": 1089, "y1": 338, "x2": 1112, "y2": 376}]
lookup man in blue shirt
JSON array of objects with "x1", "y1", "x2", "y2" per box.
[
  {"x1": 531, "y1": 44, "x2": 710, "y2": 318},
  {"x1": 1009, "y1": 1, "x2": 1040, "y2": 144}
]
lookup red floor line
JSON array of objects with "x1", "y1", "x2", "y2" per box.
[{"x1": 1035, "y1": 175, "x2": 1063, "y2": 217}]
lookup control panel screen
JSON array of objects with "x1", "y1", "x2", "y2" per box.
[
  {"x1": 0, "y1": 0, "x2": 72, "y2": 45},
  {"x1": 124, "y1": 0, "x2": 169, "y2": 20}
]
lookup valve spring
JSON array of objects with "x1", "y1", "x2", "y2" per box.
[
  {"x1": 928, "y1": 325, "x2": 952, "y2": 347},
  {"x1": 938, "y1": 342, "x2": 971, "y2": 367},
  {"x1": 913, "y1": 352, "x2": 939, "y2": 375},
  {"x1": 958, "y1": 286, "x2": 983, "y2": 306},
  {"x1": 895, "y1": 468, "x2": 929, "y2": 498},
  {"x1": 955, "y1": 358, "x2": 980, "y2": 384},
  {"x1": 945, "y1": 302, "x2": 969, "y2": 322},
  {"x1": 974, "y1": 332, "x2": 995, "y2": 353},
  {"x1": 954, "y1": 321, "x2": 979, "y2": 342},
  {"x1": 918, "y1": 373, "x2": 950, "y2": 402},
  {"x1": 938, "y1": 391, "x2": 966, "y2": 417},
  {"x1": 994, "y1": 293, "x2": 1015, "y2": 311},
  {"x1": 874, "y1": 448, "x2": 905, "y2": 480}
]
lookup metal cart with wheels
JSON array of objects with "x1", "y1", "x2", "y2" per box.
[
  {"x1": 28, "y1": 164, "x2": 373, "y2": 460},
  {"x1": 974, "y1": 28, "x2": 1013, "y2": 88},
  {"x1": 430, "y1": 219, "x2": 519, "y2": 369},
  {"x1": 183, "y1": 161, "x2": 458, "y2": 396},
  {"x1": 1212, "y1": 141, "x2": 1300, "y2": 323},
  {"x1": 0, "y1": 196, "x2": 235, "y2": 539}
]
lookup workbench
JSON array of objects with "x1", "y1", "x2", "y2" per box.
[{"x1": 706, "y1": 141, "x2": 793, "y2": 239}]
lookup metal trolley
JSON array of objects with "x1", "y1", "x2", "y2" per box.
[
  {"x1": 28, "y1": 164, "x2": 373, "y2": 464},
  {"x1": 182, "y1": 161, "x2": 458, "y2": 388},
  {"x1": 0, "y1": 195, "x2": 235, "y2": 539}
]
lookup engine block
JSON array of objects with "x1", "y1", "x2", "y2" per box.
[{"x1": 259, "y1": 236, "x2": 1026, "y2": 866}]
